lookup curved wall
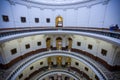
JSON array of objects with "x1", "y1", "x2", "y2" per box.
[
  {"x1": 0, "y1": 0, "x2": 120, "y2": 28},
  {"x1": 0, "y1": 33, "x2": 120, "y2": 70},
  {"x1": 7, "y1": 51, "x2": 104, "y2": 80}
]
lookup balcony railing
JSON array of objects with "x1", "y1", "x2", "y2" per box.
[
  {"x1": 35, "y1": 69, "x2": 80, "y2": 80},
  {"x1": 0, "y1": 27, "x2": 120, "y2": 39},
  {"x1": 7, "y1": 50, "x2": 107, "y2": 80}
]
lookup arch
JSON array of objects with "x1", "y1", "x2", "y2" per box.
[
  {"x1": 46, "y1": 38, "x2": 51, "y2": 50},
  {"x1": 55, "y1": 16, "x2": 63, "y2": 27},
  {"x1": 56, "y1": 56, "x2": 62, "y2": 66},
  {"x1": 68, "y1": 38, "x2": 72, "y2": 50},
  {"x1": 56, "y1": 37, "x2": 62, "y2": 50},
  {"x1": 7, "y1": 51, "x2": 107, "y2": 80},
  {"x1": 66, "y1": 57, "x2": 71, "y2": 67}
]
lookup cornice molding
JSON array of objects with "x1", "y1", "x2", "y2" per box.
[{"x1": 8, "y1": 0, "x2": 110, "y2": 9}]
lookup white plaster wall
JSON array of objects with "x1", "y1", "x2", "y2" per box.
[
  {"x1": 11, "y1": 4, "x2": 30, "y2": 27},
  {"x1": 65, "y1": 9, "x2": 77, "y2": 27},
  {"x1": 77, "y1": 7, "x2": 89, "y2": 27},
  {"x1": 0, "y1": 0, "x2": 120, "y2": 28},
  {"x1": 28, "y1": 7, "x2": 41, "y2": 27},
  {"x1": 89, "y1": 4, "x2": 106, "y2": 27},
  {"x1": 0, "y1": 0, "x2": 14, "y2": 28},
  {"x1": 42, "y1": 9, "x2": 54, "y2": 27},
  {"x1": 104, "y1": 0, "x2": 120, "y2": 28}
]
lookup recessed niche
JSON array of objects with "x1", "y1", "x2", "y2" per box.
[
  {"x1": 85, "y1": 67, "x2": 89, "y2": 71},
  {"x1": 21, "y1": 17, "x2": 26, "y2": 23},
  {"x1": 2, "y1": 15, "x2": 9, "y2": 22},
  {"x1": 46, "y1": 18, "x2": 50, "y2": 23},
  {"x1": 40, "y1": 62, "x2": 43, "y2": 65},
  {"x1": 95, "y1": 75, "x2": 99, "y2": 80},
  {"x1": 19, "y1": 73, "x2": 23, "y2": 79},
  {"x1": 101, "y1": 49, "x2": 107, "y2": 56},
  {"x1": 11, "y1": 48, "x2": 17, "y2": 55},
  {"x1": 25, "y1": 44, "x2": 30, "y2": 49},
  {"x1": 75, "y1": 62, "x2": 79, "y2": 66},
  {"x1": 35, "y1": 18, "x2": 39, "y2": 23},
  {"x1": 30, "y1": 66, "x2": 34, "y2": 70},
  {"x1": 88, "y1": 44, "x2": 92, "y2": 50},
  {"x1": 37, "y1": 42, "x2": 41, "y2": 46},
  {"x1": 77, "y1": 42, "x2": 81, "y2": 46}
]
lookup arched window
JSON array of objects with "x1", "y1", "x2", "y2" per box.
[
  {"x1": 46, "y1": 38, "x2": 51, "y2": 50},
  {"x1": 68, "y1": 38, "x2": 72, "y2": 50},
  {"x1": 55, "y1": 16, "x2": 63, "y2": 27},
  {"x1": 56, "y1": 37, "x2": 62, "y2": 50}
]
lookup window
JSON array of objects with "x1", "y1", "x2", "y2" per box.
[
  {"x1": 30, "y1": 66, "x2": 34, "y2": 70},
  {"x1": 37, "y1": 42, "x2": 41, "y2": 46},
  {"x1": 77, "y1": 42, "x2": 81, "y2": 46},
  {"x1": 19, "y1": 74, "x2": 23, "y2": 79},
  {"x1": 2, "y1": 15, "x2": 9, "y2": 22},
  {"x1": 46, "y1": 18, "x2": 50, "y2": 23},
  {"x1": 40, "y1": 62, "x2": 43, "y2": 65},
  {"x1": 11, "y1": 48, "x2": 17, "y2": 55},
  {"x1": 25, "y1": 44, "x2": 30, "y2": 49},
  {"x1": 101, "y1": 49, "x2": 107, "y2": 56},
  {"x1": 88, "y1": 44, "x2": 92, "y2": 50},
  {"x1": 75, "y1": 62, "x2": 79, "y2": 66},
  {"x1": 85, "y1": 67, "x2": 89, "y2": 71},
  {"x1": 21, "y1": 17, "x2": 26, "y2": 23},
  {"x1": 35, "y1": 18, "x2": 39, "y2": 23}
]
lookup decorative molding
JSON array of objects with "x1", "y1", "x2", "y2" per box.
[
  {"x1": 8, "y1": 0, "x2": 110, "y2": 9},
  {"x1": 102, "y1": 0, "x2": 110, "y2": 5},
  {"x1": 7, "y1": 0, "x2": 15, "y2": 5}
]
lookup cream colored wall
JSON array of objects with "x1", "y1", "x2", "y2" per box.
[
  {"x1": 112, "y1": 47, "x2": 120, "y2": 65},
  {"x1": 15, "y1": 56, "x2": 97, "y2": 80},
  {"x1": 72, "y1": 35, "x2": 118, "y2": 66},
  {"x1": 16, "y1": 57, "x2": 47, "y2": 80},
  {"x1": 0, "y1": 34, "x2": 119, "y2": 66},
  {"x1": 1, "y1": 39, "x2": 21, "y2": 63},
  {"x1": 72, "y1": 35, "x2": 86, "y2": 51},
  {"x1": 97, "y1": 40, "x2": 115, "y2": 65},
  {"x1": 71, "y1": 58, "x2": 97, "y2": 80},
  {"x1": 20, "y1": 36, "x2": 33, "y2": 55},
  {"x1": 0, "y1": 35, "x2": 45, "y2": 64},
  {"x1": 85, "y1": 37, "x2": 98, "y2": 56}
]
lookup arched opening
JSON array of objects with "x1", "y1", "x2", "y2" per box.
[
  {"x1": 46, "y1": 38, "x2": 51, "y2": 50},
  {"x1": 56, "y1": 37, "x2": 62, "y2": 50},
  {"x1": 68, "y1": 38, "x2": 72, "y2": 50},
  {"x1": 55, "y1": 16, "x2": 63, "y2": 27},
  {"x1": 56, "y1": 56, "x2": 62, "y2": 66},
  {"x1": 66, "y1": 57, "x2": 71, "y2": 67}
]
